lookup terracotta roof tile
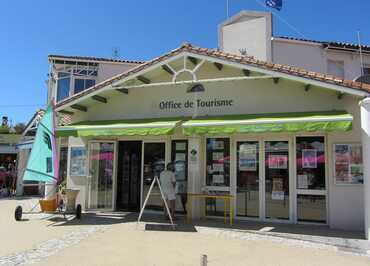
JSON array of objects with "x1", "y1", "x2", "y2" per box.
[{"x1": 56, "y1": 43, "x2": 370, "y2": 109}]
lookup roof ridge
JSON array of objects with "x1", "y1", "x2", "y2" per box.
[
  {"x1": 48, "y1": 54, "x2": 145, "y2": 64},
  {"x1": 275, "y1": 36, "x2": 370, "y2": 49},
  {"x1": 56, "y1": 42, "x2": 370, "y2": 109}
]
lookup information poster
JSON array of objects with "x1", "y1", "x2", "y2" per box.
[
  {"x1": 334, "y1": 144, "x2": 363, "y2": 184},
  {"x1": 70, "y1": 147, "x2": 87, "y2": 176},
  {"x1": 272, "y1": 178, "x2": 284, "y2": 200},
  {"x1": 175, "y1": 142, "x2": 186, "y2": 151},
  {"x1": 212, "y1": 152, "x2": 224, "y2": 161},
  {"x1": 213, "y1": 174, "x2": 224, "y2": 184},
  {"x1": 212, "y1": 163, "x2": 224, "y2": 172},
  {"x1": 297, "y1": 174, "x2": 308, "y2": 189},
  {"x1": 212, "y1": 140, "x2": 224, "y2": 150},
  {"x1": 302, "y1": 149, "x2": 317, "y2": 169},
  {"x1": 268, "y1": 155, "x2": 288, "y2": 169},
  {"x1": 175, "y1": 153, "x2": 186, "y2": 162},
  {"x1": 239, "y1": 144, "x2": 257, "y2": 171}
]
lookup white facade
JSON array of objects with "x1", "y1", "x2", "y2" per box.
[
  {"x1": 55, "y1": 50, "x2": 369, "y2": 233},
  {"x1": 219, "y1": 11, "x2": 370, "y2": 81}
]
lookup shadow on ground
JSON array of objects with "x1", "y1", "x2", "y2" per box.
[{"x1": 45, "y1": 211, "x2": 364, "y2": 240}]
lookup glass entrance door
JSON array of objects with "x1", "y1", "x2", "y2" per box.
[
  {"x1": 88, "y1": 142, "x2": 115, "y2": 209},
  {"x1": 236, "y1": 141, "x2": 260, "y2": 218},
  {"x1": 264, "y1": 141, "x2": 290, "y2": 220},
  {"x1": 142, "y1": 142, "x2": 166, "y2": 211},
  {"x1": 116, "y1": 141, "x2": 142, "y2": 211}
]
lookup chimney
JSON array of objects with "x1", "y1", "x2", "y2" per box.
[{"x1": 218, "y1": 10, "x2": 273, "y2": 62}]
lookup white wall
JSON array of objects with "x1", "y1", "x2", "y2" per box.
[{"x1": 219, "y1": 12, "x2": 272, "y2": 61}]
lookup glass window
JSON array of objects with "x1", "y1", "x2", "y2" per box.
[
  {"x1": 88, "y1": 142, "x2": 114, "y2": 209},
  {"x1": 70, "y1": 147, "x2": 87, "y2": 176},
  {"x1": 206, "y1": 138, "x2": 230, "y2": 187},
  {"x1": 265, "y1": 141, "x2": 289, "y2": 220},
  {"x1": 205, "y1": 138, "x2": 230, "y2": 217},
  {"x1": 85, "y1": 79, "x2": 95, "y2": 88},
  {"x1": 74, "y1": 79, "x2": 85, "y2": 94},
  {"x1": 142, "y1": 143, "x2": 165, "y2": 211},
  {"x1": 297, "y1": 195, "x2": 326, "y2": 223},
  {"x1": 74, "y1": 79, "x2": 95, "y2": 94},
  {"x1": 296, "y1": 137, "x2": 325, "y2": 190},
  {"x1": 237, "y1": 141, "x2": 259, "y2": 218},
  {"x1": 56, "y1": 73, "x2": 70, "y2": 102},
  {"x1": 171, "y1": 140, "x2": 188, "y2": 214}
]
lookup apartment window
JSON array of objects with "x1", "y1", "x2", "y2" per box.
[
  {"x1": 74, "y1": 78, "x2": 96, "y2": 94},
  {"x1": 56, "y1": 72, "x2": 71, "y2": 102},
  {"x1": 327, "y1": 59, "x2": 344, "y2": 78},
  {"x1": 55, "y1": 63, "x2": 98, "y2": 102}
]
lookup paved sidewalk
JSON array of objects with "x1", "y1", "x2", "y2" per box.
[{"x1": 1, "y1": 198, "x2": 370, "y2": 266}]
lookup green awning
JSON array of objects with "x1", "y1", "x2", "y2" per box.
[
  {"x1": 56, "y1": 118, "x2": 182, "y2": 137},
  {"x1": 182, "y1": 111, "x2": 353, "y2": 135}
]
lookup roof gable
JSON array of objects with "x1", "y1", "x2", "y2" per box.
[{"x1": 55, "y1": 43, "x2": 370, "y2": 111}]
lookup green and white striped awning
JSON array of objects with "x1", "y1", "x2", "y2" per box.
[
  {"x1": 56, "y1": 118, "x2": 182, "y2": 137},
  {"x1": 182, "y1": 111, "x2": 353, "y2": 135},
  {"x1": 57, "y1": 111, "x2": 353, "y2": 137}
]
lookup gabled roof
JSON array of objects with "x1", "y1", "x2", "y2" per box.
[
  {"x1": 275, "y1": 36, "x2": 370, "y2": 54},
  {"x1": 48, "y1": 54, "x2": 145, "y2": 65},
  {"x1": 56, "y1": 43, "x2": 370, "y2": 109}
]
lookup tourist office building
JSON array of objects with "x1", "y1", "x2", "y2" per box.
[{"x1": 54, "y1": 44, "x2": 370, "y2": 238}]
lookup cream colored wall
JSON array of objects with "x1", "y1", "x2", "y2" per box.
[
  {"x1": 66, "y1": 77, "x2": 364, "y2": 230},
  {"x1": 72, "y1": 78, "x2": 358, "y2": 122},
  {"x1": 97, "y1": 62, "x2": 137, "y2": 83},
  {"x1": 272, "y1": 40, "x2": 370, "y2": 81}
]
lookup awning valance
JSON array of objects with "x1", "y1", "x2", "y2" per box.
[
  {"x1": 56, "y1": 118, "x2": 182, "y2": 137},
  {"x1": 182, "y1": 111, "x2": 353, "y2": 135}
]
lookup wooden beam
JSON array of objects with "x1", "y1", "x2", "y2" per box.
[
  {"x1": 162, "y1": 64, "x2": 174, "y2": 75},
  {"x1": 188, "y1": 56, "x2": 198, "y2": 66},
  {"x1": 137, "y1": 75, "x2": 151, "y2": 84},
  {"x1": 214, "y1": 62, "x2": 223, "y2": 71},
  {"x1": 273, "y1": 77, "x2": 280, "y2": 84},
  {"x1": 91, "y1": 95, "x2": 107, "y2": 104},
  {"x1": 242, "y1": 69, "x2": 250, "y2": 76},
  {"x1": 70, "y1": 104, "x2": 87, "y2": 112},
  {"x1": 116, "y1": 88, "x2": 129, "y2": 94},
  {"x1": 58, "y1": 110, "x2": 74, "y2": 115},
  {"x1": 304, "y1": 84, "x2": 311, "y2": 92}
]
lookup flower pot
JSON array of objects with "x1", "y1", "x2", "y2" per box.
[{"x1": 39, "y1": 198, "x2": 57, "y2": 212}]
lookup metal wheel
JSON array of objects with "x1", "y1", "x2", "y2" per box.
[
  {"x1": 15, "y1": 206, "x2": 22, "y2": 221},
  {"x1": 75, "y1": 204, "x2": 82, "y2": 219}
]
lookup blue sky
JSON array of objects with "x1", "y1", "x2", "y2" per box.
[{"x1": 0, "y1": 0, "x2": 369, "y2": 124}]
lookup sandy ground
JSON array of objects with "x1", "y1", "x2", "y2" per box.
[
  {"x1": 0, "y1": 197, "x2": 88, "y2": 256},
  {"x1": 1, "y1": 198, "x2": 370, "y2": 266}
]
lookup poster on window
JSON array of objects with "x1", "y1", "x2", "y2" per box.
[
  {"x1": 302, "y1": 149, "x2": 317, "y2": 168},
  {"x1": 70, "y1": 147, "x2": 87, "y2": 176},
  {"x1": 211, "y1": 140, "x2": 224, "y2": 150},
  {"x1": 239, "y1": 144, "x2": 257, "y2": 171},
  {"x1": 297, "y1": 174, "x2": 308, "y2": 189},
  {"x1": 268, "y1": 155, "x2": 288, "y2": 169},
  {"x1": 334, "y1": 144, "x2": 363, "y2": 184},
  {"x1": 213, "y1": 174, "x2": 224, "y2": 184},
  {"x1": 175, "y1": 142, "x2": 186, "y2": 151},
  {"x1": 272, "y1": 178, "x2": 284, "y2": 200},
  {"x1": 212, "y1": 152, "x2": 224, "y2": 161}
]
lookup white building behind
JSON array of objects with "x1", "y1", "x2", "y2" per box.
[{"x1": 219, "y1": 11, "x2": 370, "y2": 82}]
